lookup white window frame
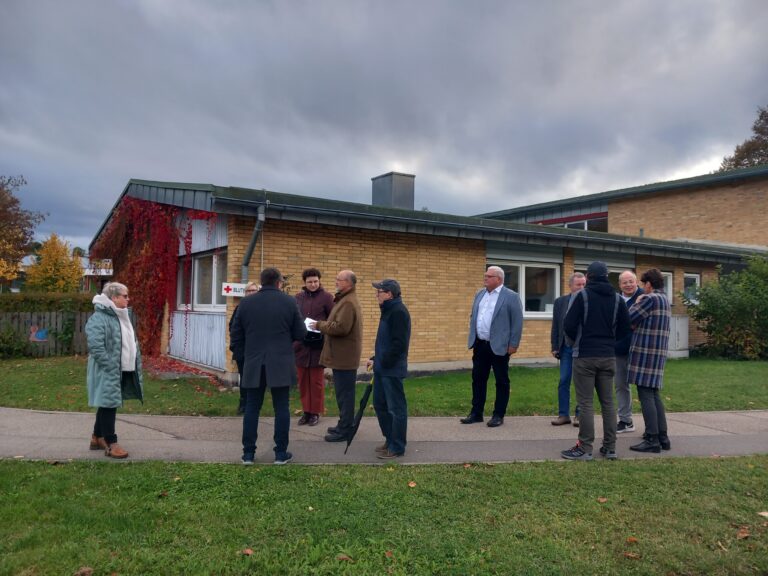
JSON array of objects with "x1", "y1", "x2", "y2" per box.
[
  {"x1": 661, "y1": 271, "x2": 674, "y2": 304},
  {"x1": 683, "y1": 273, "x2": 701, "y2": 304},
  {"x1": 490, "y1": 261, "x2": 560, "y2": 318},
  {"x1": 177, "y1": 250, "x2": 227, "y2": 312}
]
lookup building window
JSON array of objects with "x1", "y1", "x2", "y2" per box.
[
  {"x1": 683, "y1": 273, "x2": 701, "y2": 303},
  {"x1": 495, "y1": 263, "x2": 559, "y2": 316},
  {"x1": 177, "y1": 250, "x2": 227, "y2": 311},
  {"x1": 661, "y1": 271, "x2": 674, "y2": 304}
]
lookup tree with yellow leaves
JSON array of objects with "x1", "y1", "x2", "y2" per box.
[
  {"x1": 0, "y1": 176, "x2": 44, "y2": 284},
  {"x1": 24, "y1": 233, "x2": 83, "y2": 293}
]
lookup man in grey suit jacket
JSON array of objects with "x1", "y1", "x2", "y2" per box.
[
  {"x1": 230, "y1": 267, "x2": 306, "y2": 465},
  {"x1": 462, "y1": 266, "x2": 524, "y2": 427}
]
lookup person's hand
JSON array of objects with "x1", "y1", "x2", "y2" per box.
[
  {"x1": 552, "y1": 350, "x2": 560, "y2": 359},
  {"x1": 308, "y1": 320, "x2": 317, "y2": 330},
  {"x1": 366, "y1": 359, "x2": 373, "y2": 371},
  {"x1": 508, "y1": 346, "x2": 518, "y2": 355},
  {"x1": 635, "y1": 294, "x2": 647, "y2": 304}
]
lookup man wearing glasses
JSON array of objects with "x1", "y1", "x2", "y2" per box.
[
  {"x1": 309, "y1": 269, "x2": 363, "y2": 443},
  {"x1": 462, "y1": 266, "x2": 524, "y2": 428}
]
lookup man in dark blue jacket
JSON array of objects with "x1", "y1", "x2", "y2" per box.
[
  {"x1": 561, "y1": 262, "x2": 630, "y2": 461},
  {"x1": 614, "y1": 270, "x2": 644, "y2": 433},
  {"x1": 367, "y1": 278, "x2": 411, "y2": 459}
]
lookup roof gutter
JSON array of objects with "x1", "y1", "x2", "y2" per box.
[{"x1": 241, "y1": 203, "x2": 266, "y2": 282}]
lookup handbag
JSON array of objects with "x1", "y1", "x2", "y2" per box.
[{"x1": 303, "y1": 330, "x2": 324, "y2": 350}]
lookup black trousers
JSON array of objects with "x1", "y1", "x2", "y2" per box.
[
  {"x1": 332, "y1": 369, "x2": 357, "y2": 434},
  {"x1": 470, "y1": 338, "x2": 511, "y2": 418},
  {"x1": 93, "y1": 407, "x2": 118, "y2": 444},
  {"x1": 637, "y1": 386, "x2": 668, "y2": 436}
]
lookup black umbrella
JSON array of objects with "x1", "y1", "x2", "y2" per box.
[{"x1": 344, "y1": 377, "x2": 374, "y2": 454}]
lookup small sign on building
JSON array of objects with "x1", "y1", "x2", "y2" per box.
[{"x1": 221, "y1": 282, "x2": 248, "y2": 297}]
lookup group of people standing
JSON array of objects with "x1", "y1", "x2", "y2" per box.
[
  {"x1": 550, "y1": 262, "x2": 672, "y2": 460},
  {"x1": 83, "y1": 260, "x2": 670, "y2": 464},
  {"x1": 229, "y1": 267, "x2": 411, "y2": 464}
]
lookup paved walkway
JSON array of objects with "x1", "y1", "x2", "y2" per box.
[{"x1": 1, "y1": 407, "x2": 766, "y2": 465}]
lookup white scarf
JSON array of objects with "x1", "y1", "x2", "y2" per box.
[{"x1": 93, "y1": 293, "x2": 137, "y2": 371}]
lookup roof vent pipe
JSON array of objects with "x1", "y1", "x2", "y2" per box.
[
  {"x1": 372, "y1": 172, "x2": 415, "y2": 210},
  {"x1": 241, "y1": 204, "x2": 266, "y2": 282}
]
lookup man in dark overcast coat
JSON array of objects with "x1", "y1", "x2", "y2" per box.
[{"x1": 230, "y1": 267, "x2": 306, "y2": 465}]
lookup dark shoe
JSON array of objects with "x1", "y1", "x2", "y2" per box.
[
  {"x1": 274, "y1": 451, "x2": 293, "y2": 465},
  {"x1": 324, "y1": 432, "x2": 347, "y2": 442},
  {"x1": 599, "y1": 446, "x2": 618, "y2": 460},
  {"x1": 551, "y1": 416, "x2": 571, "y2": 426},
  {"x1": 374, "y1": 443, "x2": 389, "y2": 454},
  {"x1": 617, "y1": 421, "x2": 635, "y2": 434},
  {"x1": 487, "y1": 416, "x2": 504, "y2": 428},
  {"x1": 241, "y1": 454, "x2": 255, "y2": 466},
  {"x1": 561, "y1": 443, "x2": 593, "y2": 461},
  {"x1": 89, "y1": 434, "x2": 107, "y2": 451},
  {"x1": 105, "y1": 443, "x2": 129, "y2": 459},
  {"x1": 460, "y1": 414, "x2": 483, "y2": 424},
  {"x1": 377, "y1": 450, "x2": 404, "y2": 460},
  {"x1": 297, "y1": 413, "x2": 310, "y2": 426},
  {"x1": 658, "y1": 434, "x2": 671, "y2": 451},
  {"x1": 327, "y1": 426, "x2": 339, "y2": 434},
  {"x1": 572, "y1": 416, "x2": 579, "y2": 427},
  {"x1": 630, "y1": 436, "x2": 661, "y2": 453},
  {"x1": 307, "y1": 414, "x2": 320, "y2": 426}
]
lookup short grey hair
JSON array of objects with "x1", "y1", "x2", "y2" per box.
[
  {"x1": 568, "y1": 272, "x2": 586, "y2": 285},
  {"x1": 103, "y1": 282, "x2": 127, "y2": 300},
  {"x1": 486, "y1": 266, "x2": 505, "y2": 282}
]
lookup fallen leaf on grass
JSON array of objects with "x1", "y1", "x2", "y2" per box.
[
  {"x1": 626, "y1": 537, "x2": 638, "y2": 544},
  {"x1": 173, "y1": 477, "x2": 182, "y2": 482},
  {"x1": 308, "y1": 506, "x2": 314, "y2": 511},
  {"x1": 13, "y1": 455, "x2": 24, "y2": 459},
  {"x1": 716, "y1": 540, "x2": 728, "y2": 552},
  {"x1": 758, "y1": 511, "x2": 768, "y2": 518},
  {"x1": 74, "y1": 567, "x2": 94, "y2": 576},
  {"x1": 158, "y1": 491, "x2": 168, "y2": 498},
  {"x1": 337, "y1": 554, "x2": 353, "y2": 562},
  {"x1": 242, "y1": 548, "x2": 253, "y2": 556},
  {"x1": 597, "y1": 497, "x2": 608, "y2": 503},
  {"x1": 385, "y1": 550, "x2": 394, "y2": 559},
  {"x1": 293, "y1": 409, "x2": 303, "y2": 415},
  {"x1": 463, "y1": 463, "x2": 472, "y2": 468},
  {"x1": 736, "y1": 526, "x2": 750, "y2": 540},
  {"x1": 623, "y1": 552, "x2": 641, "y2": 560},
  {"x1": 408, "y1": 481, "x2": 417, "y2": 488}
]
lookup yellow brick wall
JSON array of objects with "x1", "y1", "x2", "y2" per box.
[
  {"x1": 226, "y1": 217, "x2": 496, "y2": 367},
  {"x1": 608, "y1": 179, "x2": 768, "y2": 247}
]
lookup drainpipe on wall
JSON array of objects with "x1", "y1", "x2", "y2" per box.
[{"x1": 241, "y1": 203, "x2": 266, "y2": 282}]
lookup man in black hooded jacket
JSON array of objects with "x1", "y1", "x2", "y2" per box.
[{"x1": 561, "y1": 261, "x2": 630, "y2": 461}]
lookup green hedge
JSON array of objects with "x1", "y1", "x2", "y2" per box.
[{"x1": 0, "y1": 293, "x2": 93, "y2": 312}]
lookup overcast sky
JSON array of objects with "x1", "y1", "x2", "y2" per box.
[{"x1": 2, "y1": 0, "x2": 767, "y2": 251}]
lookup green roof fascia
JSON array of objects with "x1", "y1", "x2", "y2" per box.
[{"x1": 478, "y1": 164, "x2": 768, "y2": 219}]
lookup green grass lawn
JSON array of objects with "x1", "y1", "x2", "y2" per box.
[
  {"x1": 1, "y1": 457, "x2": 766, "y2": 575},
  {"x1": 1, "y1": 356, "x2": 767, "y2": 417}
]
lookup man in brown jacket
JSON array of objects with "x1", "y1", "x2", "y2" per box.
[{"x1": 310, "y1": 269, "x2": 364, "y2": 442}]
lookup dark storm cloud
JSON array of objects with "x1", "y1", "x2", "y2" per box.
[{"x1": 1, "y1": 0, "x2": 766, "y2": 249}]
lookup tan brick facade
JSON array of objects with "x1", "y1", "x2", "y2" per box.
[
  {"x1": 609, "y1": 179, "x2": 768, "y2": 248},
  {"x1": 226, "y1": 217, "x2": 493, "y2": 371}
]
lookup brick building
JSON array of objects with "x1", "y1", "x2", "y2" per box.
[{"x1": 91, "y1": 171, "x2": 763, "y2": 380}]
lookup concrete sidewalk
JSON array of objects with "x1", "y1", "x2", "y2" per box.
[{"x1": 1, "y1": 406, "x2": 766, "y2": 465}]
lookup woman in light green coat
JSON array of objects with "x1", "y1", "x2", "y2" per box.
[{"x1": 86, "y1": 282, "x2": 143, "y2": 458}]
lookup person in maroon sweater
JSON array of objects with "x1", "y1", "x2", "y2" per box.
[{"x1": 293, "y1": 268, "x2": 335, "y2": 426}]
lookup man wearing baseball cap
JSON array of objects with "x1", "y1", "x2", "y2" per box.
[{"x1": 367, "y1": 278, "x2": 411, "y2": 459}]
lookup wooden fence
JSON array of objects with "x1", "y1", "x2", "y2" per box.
[{"x1": 0, "y1": 311, "x2": 92, "y2": 357}]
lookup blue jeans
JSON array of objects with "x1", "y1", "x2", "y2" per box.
[
  {"x1": 557, "y1": 346, "x2": 579, "y2": 417},
  {"x1": 373, "y1": 372, "x2": 408, "y2": 455},
  {"x1": 241, "y1": 377, "x2": 290, "y2": 458}
]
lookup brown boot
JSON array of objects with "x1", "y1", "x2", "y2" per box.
[
  {"x1": 90, "y1": 435, "x2": 107, "y2": 450},
  {"x1": 105, "y1": 443, "x2": 129, "y2": 459}
]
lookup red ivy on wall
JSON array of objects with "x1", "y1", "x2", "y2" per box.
[{"x1": 90, "y1": 197, "x2": 216, "y2": 356}]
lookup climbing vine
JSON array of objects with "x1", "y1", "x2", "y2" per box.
[{"x1": 90, "y1": 197, "x2": 216, "y2": 356}]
